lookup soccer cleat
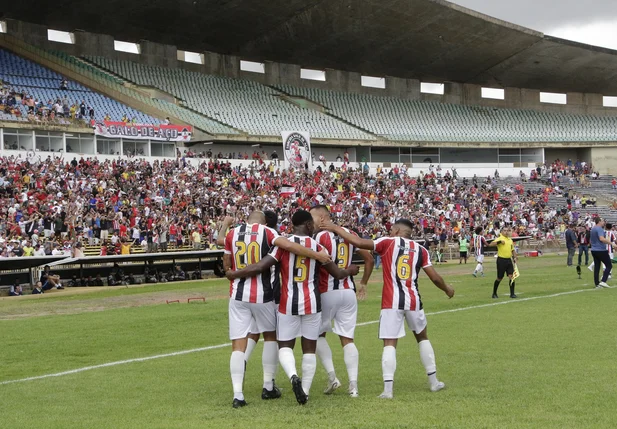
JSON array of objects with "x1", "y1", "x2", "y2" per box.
[
  {"x1": 349, "y1": 388, "x2": 359, "y2": 398},
  {"x1": 430, "y1": 381, "x2": 446, "y2": 392},
  {"x1": 291, "y1": 375, "x2": 308, "y2": 405},
  {"x1": 378, "y1": 391, "x2": 393, "y2": 399},
  {"x1": 232, "y1": 398, "x2": 247, "y2": 408},
  {"x1": 261, "y1": 382, "x2": 282, "y2": 400},
  {"x1": 492, "y1": 294, "x2": 498, "y2": 299},
  {"x1": 598, "y1": 282, "x2": 611, "y2": 288},
  {"x1": 481, "y1": 273, "x2": 485, "y2": 277},
  {"x1": 510, "y1": 294, "x2": 518, "y2": 298},
  {"x1": 594, "y1": 285, "x2": 603, "y2": 290},
  {"x1": 472, "y1": 272, "x2": 477, "y2": 277},
  {"x1": 324, "y1": 377, "x2": 341, "y2": 394}
]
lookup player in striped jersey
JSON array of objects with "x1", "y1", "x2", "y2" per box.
[
  {"x1": 472, "y1": 227, "x2": 488, "y2": 278},
  {"x1": 226, "y1": 210, "x2": 359, "y2": 405},
  {"x1": 588, "y1": 223, "x2": 614, "y2": 278},
  {"x1": 221, "y1": 211, "x2": 331, "y2": 408},
  {"x1": 320, "y1": 219, "x2": 455, "y2": 398},
  {"x1": 309, "y1": 205, "x2": 374, "y2": 398}
]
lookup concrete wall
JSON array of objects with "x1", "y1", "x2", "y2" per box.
[
  {"x1": 5, "y1": 18, "x2": 617, "y2": 117},
  {"x1": 590, "y1": 148, "x2": 617, "y2": 175}
]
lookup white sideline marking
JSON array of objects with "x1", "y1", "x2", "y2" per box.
[{"x1": 0, "y1": 287, "x2": 601, "y2": 386}]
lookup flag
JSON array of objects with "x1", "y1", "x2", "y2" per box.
[
  {"x1": 280, "y1": 186, "x2": 296, "y2": 197},
  {"x1": 281, "y1": 131, "x2": 312, "y2": 170},
  {"x1": 512, "y1": 262, "x2": 520, "y2": 280}
]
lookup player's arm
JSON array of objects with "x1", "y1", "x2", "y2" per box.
[
  {"x1": 216, "y1": 216, "x2": 234, "y2": 247},
  {"x1": 323, "y1": 261, "x2": 360, "y2": 280},
  {"x1": 273, "y1": 236, "x2": 331, "y2": 263},
  {"x1": 226, "y1": 255, "x2": 277, "y2": 280},
  {"x1": 423, "y1": 266, "x2": 455, "y2": 298},
  {"x1": 356, "y1": 249, "x2": 374, "y2": 300},
  {"x1": 511, "y1": 244, "x2": 518, "y2": 262},
  {"x1": 320, "y1": 221, "x2": 374, "y2": 250},
  {"x1": 487, "y1": 238, "x2": 502, "y2": 247}
]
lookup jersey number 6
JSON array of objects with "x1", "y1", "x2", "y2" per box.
[{"x1": 396, "y1": 254, "x2": 412, "y2": 280}]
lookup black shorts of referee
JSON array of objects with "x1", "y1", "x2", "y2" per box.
[{"x1": 496, "y1": 257, "x2": 514, "y2": 279}]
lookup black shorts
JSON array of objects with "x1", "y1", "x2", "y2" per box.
[
  {"x1": 460, "y1": 251, "x2": 468, "y2": 258},
  {"x1": 496, "y1": 257, "x2": 514, "y2": 279}
]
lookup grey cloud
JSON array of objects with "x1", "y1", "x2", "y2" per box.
[{"x1": 449, "y1": 0, "x2": 617, "y2": 31}]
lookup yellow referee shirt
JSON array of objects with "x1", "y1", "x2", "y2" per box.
[{"x1": 494, "y1": 234, "x2": 514, "y2": 258}]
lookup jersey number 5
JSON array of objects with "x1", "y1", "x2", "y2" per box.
[
  {"x1": 235, "y1": 241, "x2": 260, "y2": 269},
  {"x1": 396, "y1": 254, "x2": 412, "y2": 280},
  {"x1": 294, "y1": 257, "x2": 309, "y2": 282}
]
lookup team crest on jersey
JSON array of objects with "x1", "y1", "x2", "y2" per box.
[{"x1": 284, "y1": 132, "x2": 310, "y2": 169}]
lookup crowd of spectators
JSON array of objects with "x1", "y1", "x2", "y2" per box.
[{"x1": 0, "y1": 151, "x2": 607, "y2": 265}]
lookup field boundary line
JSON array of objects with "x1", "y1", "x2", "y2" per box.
[{"x1": 0, "y1": 287, "x2": 601, "y2": 386}]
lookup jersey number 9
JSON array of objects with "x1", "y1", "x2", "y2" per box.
[{"x1": 336, "y1": 242, "x2": 349, "y2": 268}]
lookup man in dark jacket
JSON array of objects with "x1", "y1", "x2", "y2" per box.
[
  {"x1": 577, "y1": 225, "x2": 591, "y2": 266},
  {"x1": 565, "y1": 224, "x2": 578, "y2": 267}
]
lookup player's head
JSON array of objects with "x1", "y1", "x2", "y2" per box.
[
  {"x1": 247, "y1": 210, "x2": 266, "y2": 225},
  {"x1": 291, "y1": 210, "x2": 315, "y2": 236},
  {"x1": 501, "y1": 227, "x2": 512, "y2": 237},
  {"x1": 264, "y1": 210, "x2": 278, "y2": 231},
  {"x1": 606, "y1": 223, "x2": 613, "y2": 230},
  {"x1": 594, "y1": 217, "x2": 604, "y2": 226},
  {"x1": 309, "y1": 205, "x2": 330, "y2": 232},
  {"x1": 391, "y1": 219, "x2": 414, "y2": 238},
  {"x1": 475, "y1": 226, "x2": 483, "y2": 235}
]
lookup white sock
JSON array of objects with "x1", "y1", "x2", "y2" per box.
[
  {"x1": 262, "y1": 341, "x2": 278, "y2": 390},
  {"x1": 278, "y1": 347, "x2": 297, "y2": 380},
  {"x1": 301, "y1": 353, "x2": 317, "y2": 396},
  {"x1": 316, "y1": 337, "x2": 336, "y2": 380},
  {"x1": 382, "y1": 346, "x2": 396, "y2": 393},
  {"x1": 343, "y1": 343, "x2": 359, "y2": 388},
  {"x1": 245, "y1": 337, "x2": 257, "y2": 363},
  {"x1": 475, "y1": 263, "x2": 482, "y2": 273},
  {"x1": 230, "y1": 351, "x2": 245, "y2": 400},
  {"x1": 418, "y1": 340, "x2": 438, "y2": 385}
]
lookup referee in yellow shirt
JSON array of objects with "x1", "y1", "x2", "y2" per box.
[{"x1": 488, "y1": 227, "x2": 518, "y2": 299}]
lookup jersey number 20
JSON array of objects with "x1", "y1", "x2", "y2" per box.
[{"x1": 235, "y1": 241, "x2": 260, "y2": 269}]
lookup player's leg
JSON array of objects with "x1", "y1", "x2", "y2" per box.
[
  {"x1": 245, "y1": 332, "x2": 260, "y2": 363},
  {"x1": 334, "y1": 289, "x2": 360, "y2": 397},
  {"x1": 299, "y1": 313, "x2": 321, "y2": 401},
  {"x1": 493, "y1": 259, "x2": 505, "y2": 298},
  {"x1": 591, "y1": 251, "x2": 601, "y2": 286},
  {"x1": 316, "y1": 292, "x2": 341, "y2": 394},
  {"x1": 378, "y1": 309, "x2": 405, "y2": 398},
  {"x1": 228, "y1": 300, "x2": 251, "y2": 407},
  {"x1": 410, "y1": 313, "x2": 445, "y2": 392},
  {"x1": 507, "y1": 261, "x2": 516, "y2": 298},
  {"x1": 600, "y1": 252, "x2": 613, "y2": 285},
  {"x1": 277, "y1": 312, "x2": 307, "y2": 404},
  {"x1": 251, "y1": 302, "x2": 280, "y2": 399}
]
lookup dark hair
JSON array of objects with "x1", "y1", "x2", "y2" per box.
[
  {"x1": 394, "y1": 219, "x2": 414, "y2": 230},
  {"x1": 264, "y1": 210, "x2": 278, "y2": 229},
  {"x1": 594, "y1": 217, "x2": 602, "y2": 224},
  {"x1": 474, "y1": 226, "x2": 483, "y2": 234},
  {"x1": 310, "y1": 205, "x2": 330, "y2": 214},
  {"x1": 606, "y1": 223, "x2": 613, "y2": 229},
  {"x1": 292, "y1": 210, "x2": 313, "y2": 227}
]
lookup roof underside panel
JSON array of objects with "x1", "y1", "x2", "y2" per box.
[{"x1": 3, "y1": 0, "x2": 617, "y2": 94}]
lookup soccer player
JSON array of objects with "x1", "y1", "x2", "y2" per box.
[
  {"x1": 472, "y1": 226, "x2": 488, "y2": 277},
  {"x1": 222, "y1": 211, "x2": 331, "y2": 408},
  {"x1": 487, "y1": 226, "x2": 518, "y2": 298},
  {"x1": 309, "y1": 205, "x2": 375, "y2": 397},
  {"x1": 227, "y1": 210, "x2": 359, "y2": 405},
  {"x1": 320, "y1": 219, "x2": 455, "y2": 398}
]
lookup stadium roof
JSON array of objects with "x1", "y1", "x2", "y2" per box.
[{"x1": 4, "y1": 0, "x2": 617, "y2": 95}]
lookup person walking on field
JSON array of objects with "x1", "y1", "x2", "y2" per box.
[
  {"x1": 589, "y1": 217, "x2": 616, "y2": 289},
  {"x1": 458, "y1": 235, "x2": 469, "y2": 264},
  {"x1": 487, "y1": 227, "x2": 518, "y2": 299},
  {"x1": 565, "y1": 224, "x2": 578, "y2": 267}
]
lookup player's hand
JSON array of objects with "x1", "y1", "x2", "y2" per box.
[
  {"x1": 225, "y1": 269, "x2": 236, "y2": 280},
  {"x1": 222, "y1": 216, "x2": 235, "y2": 226},
  {"x1": 320, "y1": 220, "x2": 337, "y2": 232},
  {"x1": 348, "y1": 264, "x2": 360, "y2": 276},
  {"x1": 316, "y1": 248, "x2": 332, "y2": 264},
  {"x1": 445, "y1": 285, "x2": 455, "y2": 299},
  {"x1": 357, "y1": 282, "x2": 367, "y2": 301}
]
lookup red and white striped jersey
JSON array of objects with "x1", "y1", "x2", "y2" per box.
[
  {"x1": 374, "y1": 237, "x2": 432, "y2": 311},
  {"x1": 269, "y1": 235, "x2": 323, "y2": 315},
  {"x1": 224, "y1": 223, "x2": 280, "y2": 303},
  {"x1": 473, "y1": 234, "x2": 487, "y2": 256},
  {"x1": 315, "y1": 229, "x2": 357, "y2": 293},
  {"x1": 607, "y1": 230, "x2": 615, "y2": 253}
]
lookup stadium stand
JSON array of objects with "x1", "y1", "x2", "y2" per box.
[
  {"x1": 84, "y1": 56, "x2": 376, "y2": 140},
  {"x1": 275, "y1": 85, "x2": 617, "y2": 143},
  {"x1": 0, "y1": 49, "x2": 158, "y2": 124}
]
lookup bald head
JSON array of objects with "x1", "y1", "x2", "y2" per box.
[
  {"x1": 247, "y1": 210, "x2": 266, "y2": 225},
  {"x1": 310, "y1": 205, "x2": 331, "y2": 232}
]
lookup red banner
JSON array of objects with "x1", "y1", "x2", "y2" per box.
[{"x1": 94, "y1": 121, "x2": 193, "y2": 142}]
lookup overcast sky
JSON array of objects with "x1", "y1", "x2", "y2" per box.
[{"x1": 450, "y1": 0, "x2": 617, "y2": 50}]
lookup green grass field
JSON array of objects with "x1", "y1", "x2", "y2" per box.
[{"x1": 1, "y1": 255, "x2": 616, "y2": 429}]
